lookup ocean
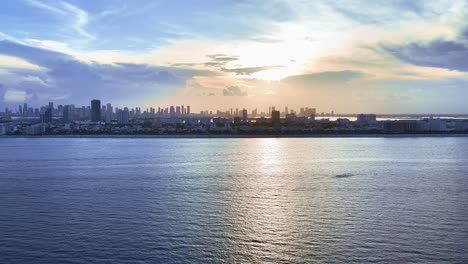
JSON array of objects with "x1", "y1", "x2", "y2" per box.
[{"x1": 0, "y1": 138, "x2": 467, "y2": 263}]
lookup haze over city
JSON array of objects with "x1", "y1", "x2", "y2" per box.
[{"x1": 1, "y1": 0, "x2": 467, "y2": 113}]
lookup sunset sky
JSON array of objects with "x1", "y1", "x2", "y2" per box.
[{"x1": 0, "y1": 0, "x2": 467, "y2": 113}]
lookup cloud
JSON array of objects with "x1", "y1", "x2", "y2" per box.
[
  {"x1": 4, "y1": 90, "x2": 28, "y2": 102},
  {"x1": 207, "y1": 54, "x2": 239, "y2": 62},
  {"x1": 0, "y1": 40, "x2": 72, "y2": 68},
  {"x1": 0, "y1": 84, "x2": 5, "y2": 101},
  {"x1": 0, "y1": 40, "x2": 210, "y2": 105},
  {"x1": 330, "y1": 0, "x2": 426, "y2": 25},
  {"x1": 283, "y1": 70, "x2": 365, "y2": 86},
  {"x1": 460, "y1": 27, "x2": 468, "y2": 40},
  {"x1": 222, "y1": 86, "x2": 247, "y2": 96},
  {"x1": 61, "y1": 1, "x2": 94, "y2": 40},
  {"x1": 25, "y1": 0, "x2": 66, "y2": 15},
  {"x1": 384, "y1": 40, "x2": 468, "y2": 71},
  {"x1": 222, "y1": 65, "x2": 283, "y2": 75},
  {"x1": 24, "y1": 0, "x2": 94, "y2": 40}
]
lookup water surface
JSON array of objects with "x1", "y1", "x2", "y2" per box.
[{"x1": 0, "y1": 138, "x2": 467, "y2": 263}]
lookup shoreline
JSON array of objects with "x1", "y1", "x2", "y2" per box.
[{"x1": 2, "y1": 134, "x2": 468, "y2": 139}]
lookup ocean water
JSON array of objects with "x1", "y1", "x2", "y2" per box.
[{"x1": 0, "y1": 137, "x2": 467, "y2": 263}]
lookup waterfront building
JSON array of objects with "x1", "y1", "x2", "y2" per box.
[
  {"x1": 357, "y1": 114, "x2": 377, "y2": 123},
  {"x1": 91, "y1": 99, "x2": 101, "y2": 122},
  {"x1": 117, "y1": 109, "x2": 130, "y2": 124},
  {"x1": 272, "y1": 110, "x2": 280, "y2": 125},
  {"x1": 63, "y1": 105, "x2": 71, "y2": 123},
  {"x1": 41, "y1": 107, "x2": 53, "y2": 123},
  {"x1": 242, "y1": 109, "x2": 248, "y2": 123}
]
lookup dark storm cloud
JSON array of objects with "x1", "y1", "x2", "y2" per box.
[{"x1": 0, "y1": 40, "x2": 211, "y2": 104}]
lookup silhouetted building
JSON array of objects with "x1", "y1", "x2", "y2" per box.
[
  {"x1": 41, "y1": 107, "x2": 53, "y2": 123},
  {"x1": 106, "y1": 103, "x2": 112, "y2": 123},
  {"x1": 271, "y1": 110, "x2": 280, "y2": 125},
  {"x1": 242, "y1": 109, "x2": 248, "y2": 123},
  {"x1": 357, "y1": 114, "x2": 377, "y2": 123},
  {"x1": 62, "y1": 105, "x2": 71, "y2": 123},
  {"x1": 384, "y1": 120, "x2": 422, "y2": 133},
  {"x1": 91, "y1": 99, "x2": 101, "y2": 122},
  {"x1": 117, "y1": 108, "x2": 129, "y2": 124}
]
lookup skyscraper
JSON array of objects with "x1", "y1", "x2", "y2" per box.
[
  {"x1": 271, "y1": 110, "x2": 280, "y2": 125},
  {"x1": 42, "y1": 107, "x2": 53, "y2": 123},
  {"x1": 106, "y1": 103, "x2": 113, "y2": 123},
  {"x1": 242, "y1": 109, "x2": 248, "y2": 123},
  {"x1": 170, "y1": 106, "x2": 175, "y2": 116},
  {"x1": 63, "y1": 105, "x2": 71, "y2": 123},
  {"x1": 117, "y1": 108, "x2": 130, "y2": 124},
  {"x1": 176, "y1": 106, "x2": 181, "y2": 115},
  {"x1": 91, "y1": 99, "x2": 101, "y2": 122}
]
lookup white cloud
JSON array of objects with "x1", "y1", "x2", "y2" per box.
[
  {"x1": 0, "y1": 55, "x2": 44, "y2": 70},
  {"x1": 23, "y1": 0, "x2": 94, "y2": 40},
  {"x1": 25, "y1": 0, "x2": 66, "y2": 15},
  {"x1": 4, "y1": 89, "x2": 27, "y2": 102}
]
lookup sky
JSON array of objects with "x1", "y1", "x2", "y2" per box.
[{"x1": 0, "y1": 0, "x2": 467, "y2": 113}]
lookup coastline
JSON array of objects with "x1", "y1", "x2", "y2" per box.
[{"x1": 2, "y1": 134, "x2": 468, "y2": 139}]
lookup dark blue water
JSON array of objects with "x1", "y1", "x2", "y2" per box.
[{"x1": 0, "y1": 138, "x2": 467, "y2": 263}]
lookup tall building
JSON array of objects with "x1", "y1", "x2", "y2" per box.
[
  {"x1": 91, "y1": 99, "x2": 101, "y2": 122},
  {"x1": 187, "y1": 105, "x2": 190, "y2": 115},
  {"x1": 176, "y1": 106, "x2": 181, "y2": 115},
  {"x1": 117, "y1": 108, "x2": 129, "y2": 124},
  {"x1": 42, "y1": 107, "x2": 53, "y2": 123},
  {"x1": 106, "y1": 103, "x2": 113, "y2": 123},
  {"x1": 271, "y1": 110, "x2": 280, "y2": 125},
  {"x1": 170, "y1": 106, "x2": 175, "y2": 116},
  {"x1": 62, "y1": 105, "x2": 71, "y2": 123},
  {"x1": 242, "y1": 109, "x2": 248, "y2": 123}
]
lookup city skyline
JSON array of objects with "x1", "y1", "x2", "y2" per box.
[
  {"x1": 7, "y1": 98, "x2": 468, "y2": 119},
  {"x1": 1, "y1": 1, "x2": 468, "y2": 113}
]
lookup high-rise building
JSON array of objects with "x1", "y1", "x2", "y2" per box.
[
  {"x1": 91, "y1": 99, "x2": 101, "y2": 122},
  {"x1": 106, "y1": 103, "x2": 113, "y2": 123},
  {"x1": 242, "y1": 109, "x2": 248, "y2": 123},
  {"x1": 271, "y1": 110, "x2": 280, "y2": 125},
  {"x1": 187, "y1": 105, "x2": 190, "y2": 115},
  {"x1": 117, "y1": 108, "x2": 129, "y2": 124},
  {"x1": 42, "y1": 107, "x2": 53, "y2": 123},
  {"x1": 62, "y1": 105, "x2": 71, "y2": 123},
  {"x1": 170, "y1": 106, "x2": 175, "y2": 116},
  {"x1": 176, "y1": 106, "x2": 181, "y2": 115}
]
